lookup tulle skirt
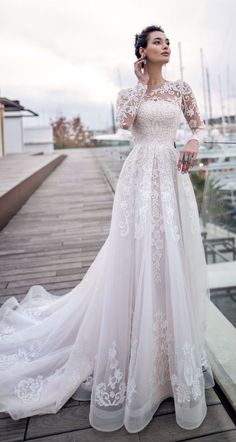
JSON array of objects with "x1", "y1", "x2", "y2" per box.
[{"x1": 0, "y1": 142, "x2": 215, "y2": 432}]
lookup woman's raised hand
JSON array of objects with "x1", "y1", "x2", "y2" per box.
[{"x1": 134, "y1": 54, "x2": 149, "y2": 85}]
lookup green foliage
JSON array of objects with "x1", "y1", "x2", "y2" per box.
[
  {"x1": 201, "y1": 173, "x2": 235, "y2": 230},
  {"x1": 190, "y1": 171, "x2": 205, "y2": 211},
  {"x1": 190, "y1": 170, "x2": 236, "y2": 232}
]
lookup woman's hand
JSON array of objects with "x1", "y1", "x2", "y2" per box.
[
  {"x1": 177, "y1": 139, "x2": 198, "y2": 173},
  {"x1": 134, "y1": 54, "x2": 149, "y2": 85}
]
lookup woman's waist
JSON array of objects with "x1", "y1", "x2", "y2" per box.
[
  {"x1": 132, "y1": 136, "x2": 176, "y2": 149},
  {"x1": 131, "y1": 130, "x2": 176, "y2": 145}
]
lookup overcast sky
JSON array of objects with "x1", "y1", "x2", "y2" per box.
[{"x1": 0, "y1": 0, "x2": 235, "y2": 130}]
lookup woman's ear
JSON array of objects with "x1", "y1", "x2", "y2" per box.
[{"x1": 139, "y1": 47, "x2": 144, "y2": 58}]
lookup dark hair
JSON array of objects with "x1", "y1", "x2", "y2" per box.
[{"x1": 134, "y1": 24, "x2": 165, "y2": 59}]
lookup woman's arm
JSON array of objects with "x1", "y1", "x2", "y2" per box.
[
  {"x1": 115, "y1": 81, "x2": 147, "y2": 129},
  {"x1": 181, "y1": 80, "x2": 206, "y2": 144},
  {"x1": 178, "y1": 81, "x2": 206, "y2": 173}
]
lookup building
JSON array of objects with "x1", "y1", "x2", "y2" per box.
[{"x1": 0, "y1": 97, "x2": 54, "y2": 157}]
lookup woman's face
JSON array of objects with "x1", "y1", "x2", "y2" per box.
[{"x1": 140, "y1": 31, "x2": 171, "y2": 64}]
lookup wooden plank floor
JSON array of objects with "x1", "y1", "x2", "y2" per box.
[
  {"x1": 0, "y1": 152, "x2": 65, "y2": 197},
  {"x1": 0, "y1": 149, "x2": 113, "y2": 303},
  {"x1": 0, "y1": 148, "x2": 235, "y2": 441}
]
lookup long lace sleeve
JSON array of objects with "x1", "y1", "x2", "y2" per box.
[
  {"x1": 181, "y1": 80, "x2": 206, "y2": 145},
  {"x1": 115, "y1": 82, "x2": 148, "y2": 129}
]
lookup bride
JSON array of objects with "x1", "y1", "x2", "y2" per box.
[{"x1": 0, "y1": 24, "x2": 215, "y2": 433}]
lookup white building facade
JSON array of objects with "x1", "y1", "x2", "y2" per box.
[{"x1": 0, "y1": 98, "x2": 54, "y2": 157}]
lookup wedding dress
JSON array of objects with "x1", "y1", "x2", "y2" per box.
[{"x1": 0, "y1": 79, "x2": 215, "y2": 433}]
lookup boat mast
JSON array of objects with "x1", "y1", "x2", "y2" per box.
[
  {"x1": 113, "y1": 68, "x2": 123, "y2": 133},
  {"x1": 226, "y1": 65, "x2": 231, "y2": 126},
  {"x1": 178, "y1": 42, "x2": 184, "y2": 81},
  {"x1": 206, "y1": 68, "x2": 213, "y2": 131},
  {"x1": 232, "y1": 84, "x2": 236, "y2": 126},
  {"x1": 178, "y1": 42, "x2": 185, "y2": 130},
  {"x1": 218, "y1": 74, "x2": 226, "y2": 135},
  {"x1": 200, "y1": 48, "x2": 209, "y2": 136},
  {"x1": 111, "y1": 103, "x2": 116, "y2": 134}
]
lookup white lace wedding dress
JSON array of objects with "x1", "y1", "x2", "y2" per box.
[{"x1": 0, "y1": 79, "x2": 215, "y2": 433}]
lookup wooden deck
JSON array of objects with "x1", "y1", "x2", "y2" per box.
[
  {"x1": 0, "y1": 152, "x2": 66, "y2": 230},
  {"x1": 0, "y1": 148, "x2": 235, "y2": 441}
]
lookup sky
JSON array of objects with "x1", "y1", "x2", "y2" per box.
[{"x1": 0, "y1": 0, "x2": 235, "y2": 130}]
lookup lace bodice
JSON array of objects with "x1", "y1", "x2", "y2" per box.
[{"x1": 115, "y1": 80, "x2": 206, "y2": 147}]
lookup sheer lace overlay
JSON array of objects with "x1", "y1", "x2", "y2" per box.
[
  {"x1": 0, "y1": 79, "x2": 214, "y2": 433},
  {"x1": 116, "y1": 80, "x2": 206, "y2": 144}
]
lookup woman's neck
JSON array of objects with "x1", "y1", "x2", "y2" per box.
[{"x1": 147, "y1": 64, "x2": 166, "y2": 86}]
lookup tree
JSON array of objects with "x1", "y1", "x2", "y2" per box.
[
  {"x1": 51, "y1": 117, "x2": 70, "y2": 149},
  {"x1": 50, "y1": 115, "x2": 92, "y2": 148},
  {"x1": 71, "y1": 116, "x2": 87, "y2": 147}
]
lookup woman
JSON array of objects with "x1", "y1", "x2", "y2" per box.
[{"x1": 0, "y1": 24, "x2": 214, "y2": 433}]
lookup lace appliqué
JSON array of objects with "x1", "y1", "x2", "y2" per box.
[
  {"x1": 171, "y1": 343, "x2": 203, "y2": 403},
  {"x1": 14, "y1": 367, "x2": 66, "y2": 404},
  {"x1": 181, "y1": 174, "x2": 200, "y2": 234},
  {"x1": 128, "y1": 312, "x2": 206, "y2": 408},
  {"x1": 181, "y1": 81, "x2": 206, "y2": 143},
  {"x1": 117, "y1": 81, "x2": 185, "y2": 247},
  {"x1": 0, "y1": 324, "x2": 15, "y2": 341},
  {"x1": 0, "y1": 340, "x2": 43, "y2": 369},
  {"x1": 106, "y1": 312, "x2": 205, "y2": 409},
  {"x1": 118, "y1": 147, "x2": 153, "y2": 239},
  {"x1": 158, "y1": 150, "x2": 180, "y2": 243},
  {"x1": 21, "y1": 307, "x2": 44, "y2": 321},
  {"x1": 95, "y1": 340, "x2": 126, "y2": 407},
  {"x1": 144, "y1": 80, "x2": 181, "y2": 107},
  {"x1": 14, "y1": 375, "x2": 44, "y2": 402},
  {"x1": 115, "y1": 82, "x2": 147, "y2": 128},
  {"x1": 151, "y1": 157, "x2": 165, "y2": 283},
  {"x1": 126, "y1": 335, "x2": 138, "y2": 408},
  {"x1": 151, "y1": 311, "x2": 170, "y2": 388},
  {"x1": 126, "y1": 313, "x2": 169, "y2": 407},
  {"x1": 0, "y1": 295, "x2": 47, "y2": 342}
]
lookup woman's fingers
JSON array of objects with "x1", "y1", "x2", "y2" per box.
[
  {"x1": 188, "y1": 152, "x2": 196, "y2": 170},
  {"x1": 177, "y1": 151, "x2": 184, "y2": 170},
  {"x1": 134, "y1": 55, "x2": 146, "y2": 77},
  {"x1": 134, "y1": 55, "x2": 145, "y2": 69},
  {"x1": 134, "y1": 53, "x2": 145, "y2": 63},
  {"x1": 178, "y1": 150, "x2": 196, "y2": 173}
]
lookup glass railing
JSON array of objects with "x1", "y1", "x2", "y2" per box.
[
  {"x1": 194, "y1": 141, "x2": 236, "y2": 329},
  {"x1": 92, "y1": 140, "x2": 236, "y2": 327},
  {"x1": 92, "y1": 140, "x2": 236, "y2": 410}
]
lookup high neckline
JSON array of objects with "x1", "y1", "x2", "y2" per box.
[{"x1": 147, "y1": 80, "x2": 172, "y2": 89}]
